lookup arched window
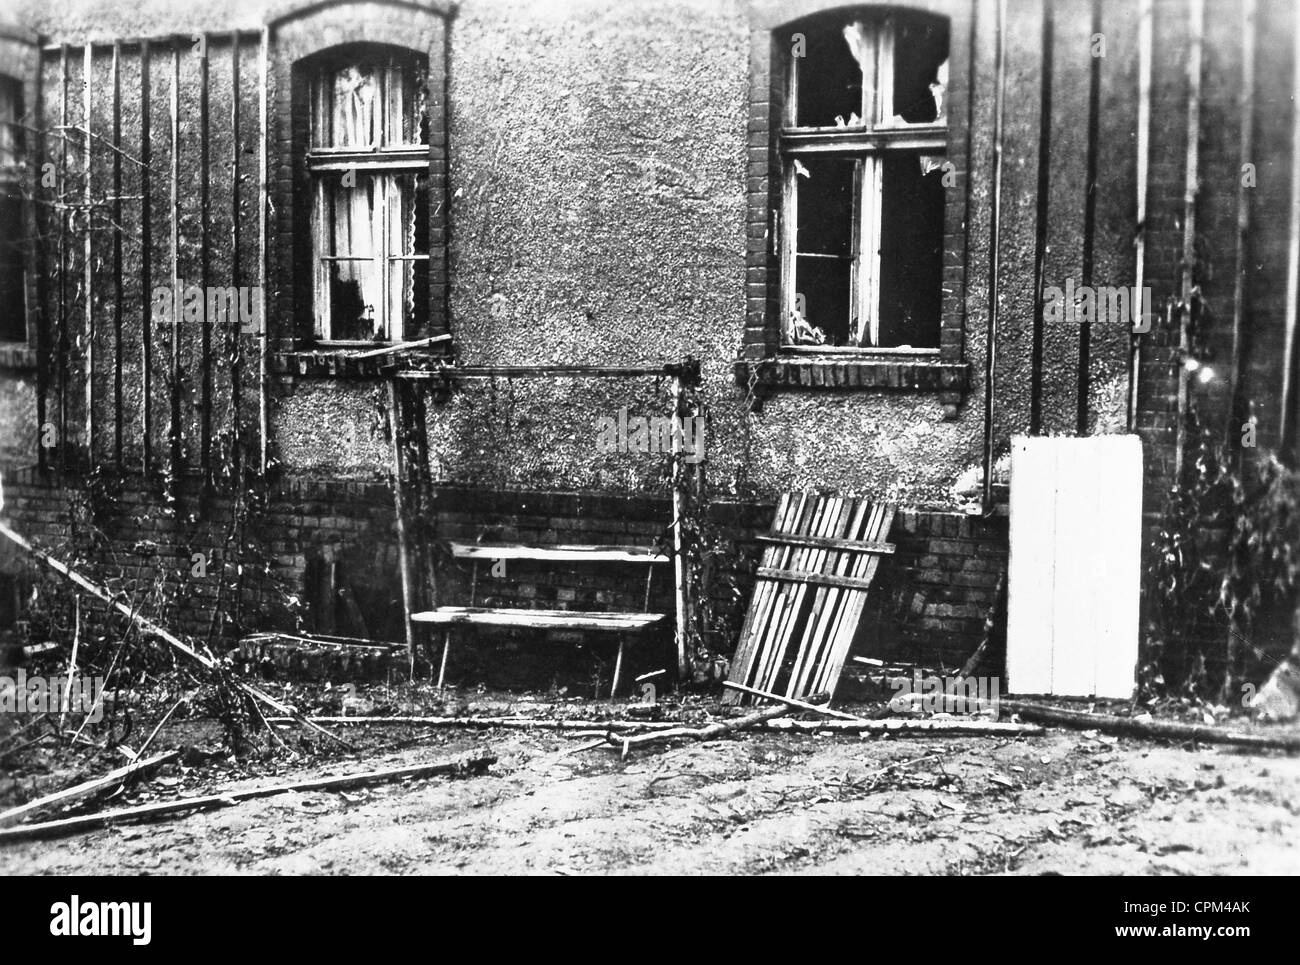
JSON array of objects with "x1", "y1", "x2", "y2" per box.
[{"x1": 779, "y1": 9, "x2": 949, "y2": 350}]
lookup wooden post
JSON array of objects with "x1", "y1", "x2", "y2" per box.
[
  {"x1": 199, "y1": 33, "x2": 212, "y2": 491},
  {"x1": 387, "y1": 379, "x2": 417, "y2": 677},
  {"x1": 981, "y1": 0, "x2": 1007, "y2": 512},
  {"x1": 112, "y1": 42, "x2": 123, "y2": 468},
  {"x1": 168, "y1": 41, "x2": 182, "y2": 488},
  {"x1": 1077, "y1": 0, "x2": 1102, "y2": 436},
  {"x1": 82, "y1": 44, "x2": 94, "y2": 464},
  {"x1": 57, "y1": 45, "x2": 68, "y2": 474},
  {"x1": 140, "y1": 40, "x2": 153, "y2": 477},
  {"x1": 230, "y1": 32, "x2": 242, "y2": 484},
  {"x1": 1128, "y1": 0, "x2": 1152, "y2": 431},
  {"x1": 670, "y1": 374, "x2": 689, "y2": 680}
]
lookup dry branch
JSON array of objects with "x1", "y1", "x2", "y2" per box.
[
  {"x1": 267, "y1": 715, "x2": 681, "y2": 732},
  {"x1": 595, "y1": 695, "x2": 830, "y2": 757},
  {"x1": 0, "y1": 750, "x2": 179, "y2": 828},
  {"x1": 0, "y1": 520, "x2": 353, "y2": 751},
  {"x1": 722, "y1": 680, "x2": 875, "y2": 722},
  {"x1": 999, "y1": 700, "x2": 1300, "y2": 752},
  {"x1": 0, "y1": 752, "x2": 496, "y2": 843}
]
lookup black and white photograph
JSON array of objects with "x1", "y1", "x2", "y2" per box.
[{"x1": 0, "y1": 0, "x2": 1295, "y2": 895}]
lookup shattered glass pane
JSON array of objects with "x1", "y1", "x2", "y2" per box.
[
  {"x1": 792, "y1": 22, "x2": 866, "y2": 129},
  {"x1": 890, "y1": 15, "x2": 950, "y2": 124},
  {"x1": 876, "y1": 153, "x2": 944, "y2": 348},
  {"x1": 791, "y1": 157, "x2": 856, "y2": 347}
]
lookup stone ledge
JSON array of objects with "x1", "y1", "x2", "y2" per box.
[{"x1": 734, "y1": 355, "x2": 970, "y2": 416}]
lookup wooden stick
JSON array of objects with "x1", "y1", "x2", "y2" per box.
[
  {"x1": 0, "y1": 750, "x2": 178, "y2": 828},
  {"x1": 266, "y1": 715, "x2": 680, "y2": 732},
  {"x1": 0, "y1": 752, "x2": 496, "y2": 842},
  {"x1": 670, "y1": 374, "x2": 689, "y2": 678},
  {"x1": 722, "y1": 680, "x2": 873, "y2": 723},
  {"x1": 598, "y1": 695, "x2": 829, "y2": 757},
  {"x1": 759, "y1": 717, "x2": 1042, "y2": 736},
  {"x1": 59, "y1": 595, "x2": 81, "y2": 730},
  {"x1": 1000, "y1": 700, "x2": 1300, "y2": 752}
]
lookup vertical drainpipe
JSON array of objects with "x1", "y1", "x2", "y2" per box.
[
  {"x1": 1077, "y1": 0, "x2": 1102, "y2": 436},
  {"x1": 982, "y1": 0, "x2": 1008, "y2": 513},
  {"x1": 1029, "y1": 0, "x2": 1053, "y2": 437},
  {"x1": 1129, "y1": 0, "x2": 1152, "y2": 431},
  {"x1": 1282, "y1": 6, "x2": 1300, "y2": 449},
  {"x1": 1174, "y1": 0, "x2": 1203, "y2": 479},
  {"x1": 1227, "y1": 0, "x2": 1255, "y2": 452},
  {"x1": 83, "y1": 44, "x2": 93, "y2": 465}
]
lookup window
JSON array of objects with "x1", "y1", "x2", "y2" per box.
[
  {"x1": 0, "y1": 75, "x2": 25, "y2": 343},
  {"x1": 307, "y1": 47, "x2": 429, "y2": 343},
  {"x1": 780, "y1": 11, "x2": 948, "y2": 351}
]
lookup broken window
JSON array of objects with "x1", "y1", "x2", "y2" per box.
[
  {"x1": 307, "y1": 50, "x2": 429, "y2": 342},
  {"x1": 0, "y1": 76, "x2": 25, "y2": 343},
  {"x1": 781, "y1": 12, "x2": 948, "y2": 350}
]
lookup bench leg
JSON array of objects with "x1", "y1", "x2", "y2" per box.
[
  {"x1": 437, "y1": 629, "x2": 451, "y2": 690},
  {"x1": 611, "y1": 637, "x2": 626, "y2": 700}
]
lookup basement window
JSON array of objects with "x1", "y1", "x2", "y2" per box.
[
  {"x1": 780, "y1": 11, "x2": 948, "y2": 351},
  {"x1": 307, "y1": 49, "x2": 430, "y2": 344},
  {"x1": 0, "y1": 76, "x2": 26, "y2": 344}
]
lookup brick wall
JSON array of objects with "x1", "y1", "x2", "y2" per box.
[{"x1": 0, "y1": 469, "x2": 1008, "y2": 693}]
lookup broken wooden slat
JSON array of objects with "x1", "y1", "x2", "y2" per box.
[
  {"x1": 726, "y1": 492, "x2": 795, "y2": 701},
  {"x1": 756, "y1": 534, "x2": 895, "y2": 554},
  {"x1": 0, "y1": 750, "x2": 178, "y2": 828},
  {"x1": 349, "y1": 334, "x2": 452, "y2": 358},
  {"x1": 755, "y1": 566, "x2": 881, "y2": 592},
  {"x1": 0, "y1": 752, "x2": 496, "y2": 842}
]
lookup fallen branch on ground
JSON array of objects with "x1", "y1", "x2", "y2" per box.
[
  {"x1": 722, "y1": 681, "x2": 876, "y2": 722},
  {"x1": 0, "y1": 751, "x2": 496, "y2": 843},
  {"x1": 0, "y1": 750, "x2": 179, "y2": 828},
  {"x1": 267, "y1": 715, "x2": 682, "y2": 732},
  {"x1": 593, "y1": 695, "x2": 829, "y2": 758},
  {"x1": 758, "y1": 717, "x2": 1042, "y2": 736},
  {"x1": 999, "y1": 700, "x2": 1300, "y2": 752},
  {"x1": 0, "y1": 520, "x2": 353, "y2": 752}
]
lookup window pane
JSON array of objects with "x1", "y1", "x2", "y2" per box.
[
  {"x1": 311, "y1": 59, "x2": 427, "y2": 149},
  {"x1": 792, "y1": 22, "x2": 869, "y2": 129},
  {"x1": 0, "y1": 79, "x2": 18, "y2": 168},
  {"x1": 386, "y1": 173, "x2": 429, "y2": 335},
  {"x1": 0, "y1": 194, "x2": 24, "y2": 341},
  {"x1": 790, "y1": 157, "x2": 855, "y2": 346},
  {"x1": 312, "y1": 174, "x2": 385, "y2": 340},
  {"x1": 876, "y1": 153, "x2": 944, "y2": 348},
  {"x1": 890, "y1": 15, "x2": 949, "y2": 124}
]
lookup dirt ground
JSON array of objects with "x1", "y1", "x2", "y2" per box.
[{"x1": 2, "y1": 685, "x2": 1298, "y2": 875}]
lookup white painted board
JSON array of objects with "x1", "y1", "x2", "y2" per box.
[{"x1": 1006, "y1": 435, "x2": 1142, "y2": 698}]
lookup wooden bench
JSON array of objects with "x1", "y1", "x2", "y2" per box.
[{"x1": 411, "y1": 542, "x2": 671, "y2": 697}]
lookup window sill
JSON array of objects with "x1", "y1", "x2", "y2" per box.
[
  {"x1": 271, "y1": 344, "x2": 450, "y2": 380},
  {"x1": 0, "y1": 344, "x2": 36, "y2": 370},
  {"x1": 734, "y1": 354, "x2": 969, "y2": 417}
]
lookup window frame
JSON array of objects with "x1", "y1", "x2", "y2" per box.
[
  {"x1": 778, "y1": 13, "x2": 947, "y2": 353},
  {"x1": 305, "y1": 49, "x2": 431, "y2": 345}
]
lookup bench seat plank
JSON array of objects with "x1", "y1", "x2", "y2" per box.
[
  {"x1": 412, "y1": 606, "x2": 667, "y2": 631},
  {"x1": 446, "y1": 542, "x2": 668, "y2": 564}
]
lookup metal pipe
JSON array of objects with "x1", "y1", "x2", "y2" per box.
[
  {"x1": 230, "y1": 32, "x2": 242, "y2": 484},
  {"x1": 981, "y1": 0, "x2": 1007, "y2": 513},
  {"x1": 1175, "y1": 0, "x2": 1204, "y2": 478},
  {"x1": 1029, "y1": 0, "x2": 1053, "y2": 436},
  {"x1": 57, "y1": 45, "x2": 67, "y2": 473},
  {"x1": 1128, "y1": 0, "x2": 1152, "y2": 431},
  {"x1": 1077, "y1": 0, "x2": 1102, "y2": 436},
  {"x1": 1228, "y1": 0, "x2": 1255, "y2": 451},
  {"x1": 258, "y1": 26, "x2": 269, "y2": 477},
  {"x1": 199, "y1": 33, "x2": 211, "y2": 491},
  {"x1": 168, "y1": 41, "x2": 182, "y2": 486}
]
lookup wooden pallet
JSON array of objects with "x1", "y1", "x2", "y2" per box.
[{"x1": 725, "y1": 494, "x2": 896, "y2": 704}]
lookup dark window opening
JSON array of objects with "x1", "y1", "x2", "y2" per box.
[
  {"x1": 780, "y1": 11, "x2": 948, "y2": 351},
  {"x1": 0, "y1": 76, "x2": 25, "y2": 344}
]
